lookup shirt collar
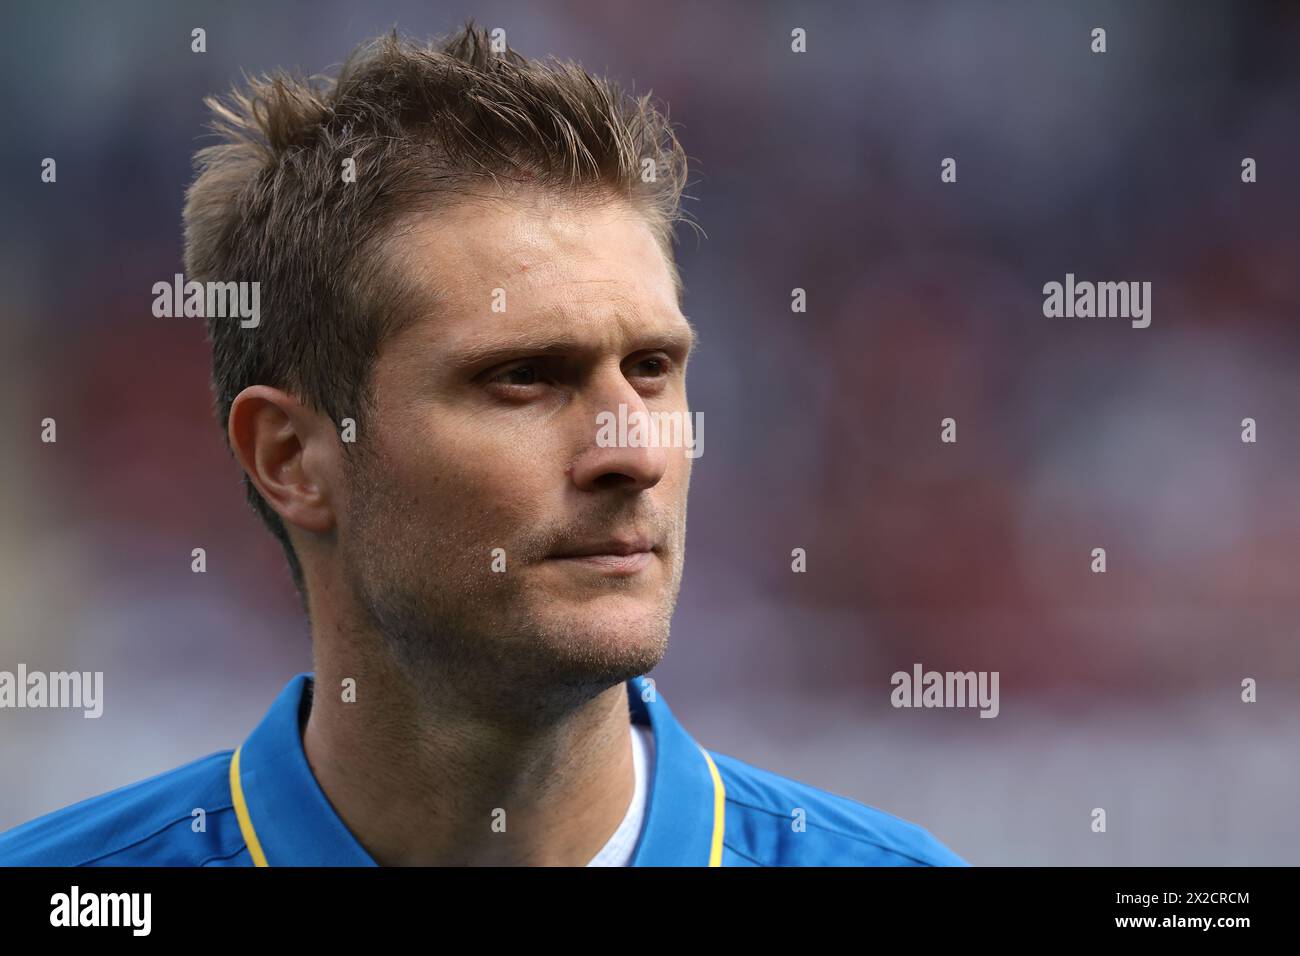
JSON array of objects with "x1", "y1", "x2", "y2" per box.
[{"x1": 230, "y1": 672, "x2": 725, "y2": 867}]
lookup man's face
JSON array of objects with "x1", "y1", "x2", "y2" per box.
[{"x1": 338, "y1": 189, "x2": 695, "y2": 695}]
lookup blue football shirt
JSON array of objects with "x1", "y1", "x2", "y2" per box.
[{"x1": 0, "y1": 673, "x2": 968, "y2": 866}]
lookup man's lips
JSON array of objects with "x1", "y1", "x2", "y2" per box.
[
  {"x1": 547, "y1": 537, "x2": 658, "y2": 575},
  {"x1": 550, "y1": 537, "x2": 656, "y2": 559},
  {"x1": 552, "y1": 552, "x2": 654, "y2": 574}
]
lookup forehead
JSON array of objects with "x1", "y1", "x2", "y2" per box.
[{"x1": 383, "y1": 190, "x2": 688, "y2": 355}]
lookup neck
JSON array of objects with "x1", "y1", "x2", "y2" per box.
[{"x1": 300, "y1": 634, "x2": 637, "y2": 866}]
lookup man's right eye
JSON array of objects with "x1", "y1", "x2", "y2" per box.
[{"x1": 494, "y1": 364, "x2": 540, "y2": 386}]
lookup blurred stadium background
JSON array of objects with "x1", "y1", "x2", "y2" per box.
[{"x1": 1, "y1": 0, "x2": 1298, "y2": 863}]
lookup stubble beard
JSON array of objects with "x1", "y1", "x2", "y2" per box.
[{"x1": 338, "y1": 445, "x2": 685, "y2": 716}]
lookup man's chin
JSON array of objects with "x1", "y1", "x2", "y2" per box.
[{"x1": 526, "y1": 600, "x2": 671, "y2": 686}]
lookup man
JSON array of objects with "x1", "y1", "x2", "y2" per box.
[{"x1": 0, "y1": 24, "x2": 965, "y2": 867}]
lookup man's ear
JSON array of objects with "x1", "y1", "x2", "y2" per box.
[{"x1": 227, "y1": 385, "x2": 339, "y2": 536}]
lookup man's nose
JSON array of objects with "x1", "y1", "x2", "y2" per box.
[{"x1": 569, "y1": 377, "x2": 669, "y2": 493}]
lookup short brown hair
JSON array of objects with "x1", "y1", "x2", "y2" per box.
[{"x1": 183, "y1": 21, "x2": 689, "y2": 601}]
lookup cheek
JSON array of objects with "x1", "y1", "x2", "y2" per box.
[
  {"x1": 666, "y1": 448, "x2": 692, "y2": 493},
  {"x1": 449, "y1": 422, "x2": 548, "y2": 488},
  {"x1": 391, "y1": 419, "x2": 556, "y2": 531}
]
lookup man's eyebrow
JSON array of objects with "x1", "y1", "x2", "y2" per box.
[{"x1": 444, "y1": 321, "x2": 698, "y2": 370}]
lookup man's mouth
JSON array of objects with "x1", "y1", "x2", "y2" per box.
[{"x1": 547, "y1": 536, "x2": 658, "y2": 575}]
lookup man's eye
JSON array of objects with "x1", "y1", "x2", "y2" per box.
[
  {"x1": 630, "y1": 356, "x2": 670, "y2": 378},
  {"x1": 493, "y1": 364, "x2": 541, "y2": 387}
]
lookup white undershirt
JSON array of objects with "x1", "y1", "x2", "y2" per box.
[{"x1": 585, "y1": 722, "x2": 654, "y2": 866}]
